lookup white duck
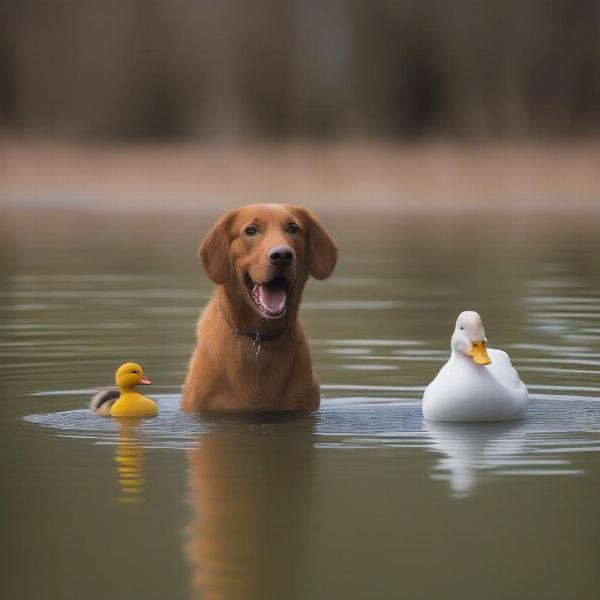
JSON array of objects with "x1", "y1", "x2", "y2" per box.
[{"x1": 422, "y1": 311, "x2": 528, "y2": 422}]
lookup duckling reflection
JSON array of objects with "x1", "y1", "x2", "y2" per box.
[
  {"x1": 424, "y1": 420, "x2": 527, "y2": 498},
  {"x1": 185, "y1": 413, "x2": 318, "y2": 600},
  {"x1": 114, "y1": 417, "x2": 146, "y2": 504}
]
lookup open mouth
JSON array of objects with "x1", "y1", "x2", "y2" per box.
[{"x1": 246, "y1": 274, "x2": 289, "y2": 319}]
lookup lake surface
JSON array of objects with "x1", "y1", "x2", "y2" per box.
[{"x1": 2, "y1": 207, "x2": 600, "y2": 599}]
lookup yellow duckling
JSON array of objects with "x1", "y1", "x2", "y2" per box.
[{"x1": 90, "y1": 362, "x2": 159, "y2": 417}]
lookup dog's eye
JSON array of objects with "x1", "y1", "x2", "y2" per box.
[
  {"x1": 286, "y1": 224, "x2": 299, "y2": 234},
  {"x1": 245, "y1": 226, "x2": 258, "y2": 236}
]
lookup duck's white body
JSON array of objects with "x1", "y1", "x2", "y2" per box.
[
  {"x1": 422, "y1": 311, "x2": 528, "y2": 422},
  {"x1": 423, "y1": 348, "x2": 528, "y2": 421}
]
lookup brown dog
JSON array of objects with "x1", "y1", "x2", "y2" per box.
[{"x1": 181, "y1": 204, "x2": 337, "y2": 411}]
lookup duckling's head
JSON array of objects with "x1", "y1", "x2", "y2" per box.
[
  {"x1": 451, "y1": 311, "x2": 492, "y2": 365},
  {"x1": 115, "y1": 362, "x2": 152, "y2": 390}
]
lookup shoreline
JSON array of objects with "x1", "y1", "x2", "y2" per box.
[{"x1": 1, "y1": 139, "x2": 599, "y2": 213}]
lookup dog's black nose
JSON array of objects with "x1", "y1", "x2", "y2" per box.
[{"x1": 268, "y1": 245, "x2": 294, "y2": 265}]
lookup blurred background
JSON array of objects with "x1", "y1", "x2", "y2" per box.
[
  {"x1": 3, "y1": 6, "x2": 600, "y2": 599},
  {"x1": 1, "y1": 0, "x2": 600, "y2": 208},
  {"x1": 3, "y1": 0, "x2": 600, "y2": 140}
]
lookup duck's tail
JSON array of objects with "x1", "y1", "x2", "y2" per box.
[{"x1": 90, "y1": 389, "x2": 119, "y2": 415}]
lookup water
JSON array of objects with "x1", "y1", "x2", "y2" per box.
[{"x1": 2, "y1": 208, "x2": 600, "y2": 599}]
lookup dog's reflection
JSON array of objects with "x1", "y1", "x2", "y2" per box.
[
  {"x1": 185, "y1": 413, "x2": 318, "y2": 600},
  {"x1": 114, "y1": 417, "x2": 145, "y2": 504},
  {"x1": 424, "y1": 420, "x2": 527, "y2": 498}
]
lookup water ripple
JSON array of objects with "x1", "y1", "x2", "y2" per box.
[{"x1": 24, "y1": 393, "x2": 600, "y2": 498}]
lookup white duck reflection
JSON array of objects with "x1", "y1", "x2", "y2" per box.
[{"x1": 424, "y1": 420, "x2": 529, "y2": 498}]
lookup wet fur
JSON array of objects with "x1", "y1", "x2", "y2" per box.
[{"x1": 181, "y1": 204, "x2": 337, "y2": 411}]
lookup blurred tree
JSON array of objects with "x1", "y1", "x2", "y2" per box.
[{"x1": 1, "y1": 0, "x2": 599, "y2": 140}]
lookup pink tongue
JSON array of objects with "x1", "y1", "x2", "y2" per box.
[{"x1": 259, "y1": 284, "x2": 286, "y2": 311}]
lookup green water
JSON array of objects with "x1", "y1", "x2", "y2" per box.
[{"x1": 2, "y1": 208, "x2": 600, "y2": 599}]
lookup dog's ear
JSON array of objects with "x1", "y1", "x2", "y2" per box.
[
  {"x1": 198, "y1": 210, "x2": 237, "y2": 284},
  {"x1": 293, "y1": 206, "x2": 338, "y2": 280}
]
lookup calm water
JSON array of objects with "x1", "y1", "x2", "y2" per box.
[{"x1": 2, "y1": 208, "x2": 600, "y2": 599}]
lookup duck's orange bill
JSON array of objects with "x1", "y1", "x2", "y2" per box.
[
  {"x1": 469, "y1": 341, "x2": 491, "y2": 365},
  {"x1": 139, "y1": 377, "x2": 152, "y2": 385}
]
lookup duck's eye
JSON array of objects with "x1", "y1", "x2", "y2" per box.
[
  {"x1": 460, "y1": 326, "x2": 464, "y2": 330},
  {"x1": 245, "y1": 226, "x2": 258, "y2": 236},
  {"x1": 131, "y1": 370, "x2": 137, "y2": 374},
  {"x1": 286, "y1": 223, "x2": 299, "y2": 234}
]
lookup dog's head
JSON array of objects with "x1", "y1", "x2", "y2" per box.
[{"x1": 199, "y1": 204, "x2": 337, "y2": 320}]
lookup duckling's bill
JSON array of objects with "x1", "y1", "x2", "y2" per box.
[{"x1": 469, "y1": 340, "x2": 491, "y2": 365}]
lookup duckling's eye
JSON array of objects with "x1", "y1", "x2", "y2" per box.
[
  {"x1": 286, "y1": 223, "x2": 299, "y2": 234},
  {"x1": 131, "y1": 370, "x2": 137, "y2": 374},
  {"x1": 245, "y1": 226, "x2": 258, "y2": 236}
]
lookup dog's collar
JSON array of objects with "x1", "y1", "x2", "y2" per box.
[{"x1": 219, "y1": 311, "x2": 283, "y2": 358}]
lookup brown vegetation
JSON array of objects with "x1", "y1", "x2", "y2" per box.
[{"x1": 1, "y1": 140, "x2": 599, "y2": 211}]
